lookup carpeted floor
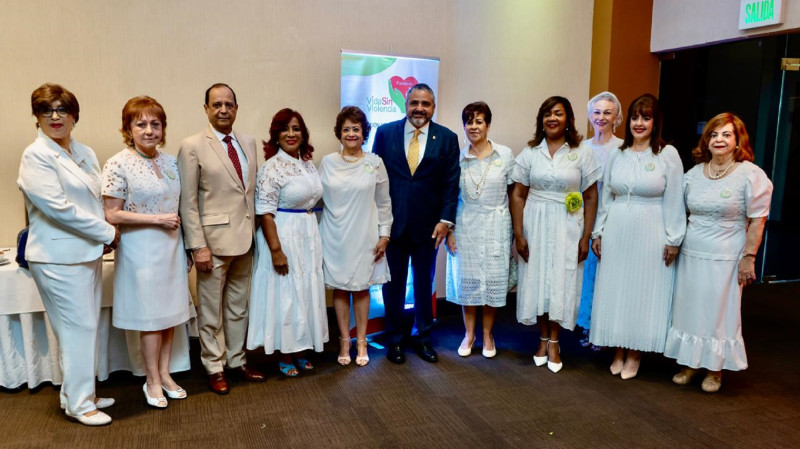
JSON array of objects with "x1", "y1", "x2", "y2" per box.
[{"x1": 1, "y1": 282, "x2": 798, "y2": 449}]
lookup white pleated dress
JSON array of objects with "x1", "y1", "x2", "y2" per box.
[
  {"x1": 247, "y1": 150, "x2": 329, "y2": 354},
  {"x1": 513, "y1": 142, "x2": 601, "y2": 330},
  {"x1": 664, "y1": 162, "x2": 772, "y2": 371},
  {"x1": 102, "y1": 150, "x2": 192, "y2": 331},
  {"x1": 446, "y1": 142, "x2": 515, "y2": 307},
  {"x1": 319, "y1": 152, "x2": 392, "y2": 291},
  {"x1": 590, "y1": 145, "x2": 686, "y2": 352}
]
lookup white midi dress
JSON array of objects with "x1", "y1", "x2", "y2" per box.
[
  {"x1": 247, "y1": 150, "x2": 328, "y2": 354},
  {"x1": 102, "y1": 150, "x2": 192, "y2": 331},
  {"x1": 513, "y1": 141, "x2": 601, "y2": 330},
  {"x1": 664, "y1": 162, "x2": 772, "y2": 370},
  {"x1": 589, "y1": 145, "x2": 686, "y2": 352},
  {"x1": 446, "y1": 141, "x2": 515, "y2": 307},
  {"x1": 319, "y1": 152, "x2": 392, "y2": 291}
]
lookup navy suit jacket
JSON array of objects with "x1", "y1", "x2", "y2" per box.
[{"x1": 373, "y1": 118, "x2": 460, "y2": 245}]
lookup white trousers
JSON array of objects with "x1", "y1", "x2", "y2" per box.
[{"x1": 29, "y1": 258, "x2": 102, "y2": 417}]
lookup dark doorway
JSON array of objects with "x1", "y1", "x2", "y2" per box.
[{"x1": 659, "y1": 34, "x2": 800, "y2": 281}]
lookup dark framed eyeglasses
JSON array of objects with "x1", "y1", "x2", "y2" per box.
[{"x1": 40, "y1": 107, "x2": 69, "y2": 118}]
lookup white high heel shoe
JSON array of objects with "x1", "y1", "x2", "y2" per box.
[
  {"x1": 533, "y1": 336, "x2": 549, "y2": 367},
  {"x1": 143, "y1": 383, "x2": 168, "y2": 409},
  {"x1": 547, "y1": 340, "x2": 562, "y2": 373}
]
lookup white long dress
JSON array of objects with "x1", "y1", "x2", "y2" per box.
[
  {"x1": 577, "y1": 136, "x2": 623, "y2": 329},
  {"x1": 664, "y1": 162, "x2": 772, "y2": 370},
  {"x1": 589, "y1": 145, "x2": 686, "y2": 352},
  {"x1": 247, "y1": 150, "x2": 328, "y2": 354},
  {"x1": 446, "y1": 141, "x2": 515, "y2": 307},
  {"x1": 513, "y1": 141, "x2": 601, "y2": 330},
  {"x1": 102, "y1": 149, "x2": 192, "y2": 331},
  {"x1": 319, "y1": 151, "x2": 392, "y2": 290}
]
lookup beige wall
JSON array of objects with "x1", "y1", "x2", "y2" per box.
[
  {"x1": 1, "y1": 0, "x2": 594, "y2": 249},
  {"x1": 652, "y1": 0, "x2": 800, "y2": 52}
]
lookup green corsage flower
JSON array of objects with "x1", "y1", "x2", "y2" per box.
[{"x1": 565, "y1": 192, "x2": 583, "y2": 213}]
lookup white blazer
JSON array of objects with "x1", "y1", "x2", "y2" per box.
[{"x1": 17, "y1": 129, "x2": 115, "y2": 264}]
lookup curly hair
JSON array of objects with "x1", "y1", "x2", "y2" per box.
[{"x1": 262, "y1": 108, "x2": 314, "y2": 161}]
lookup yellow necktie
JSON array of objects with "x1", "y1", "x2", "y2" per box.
[{"x1": 408, "y1": 129, "x2": 421, "y2": 175}]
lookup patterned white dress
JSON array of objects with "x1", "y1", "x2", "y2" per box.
[
  {"x1": 513, "y1": 141, "x2": 601, "y2": 330},
  {"x1": 102, "y1": 149, "x2": 192, "y2": 331},
  {"x1": 446, "y1": 141, "x2": 515, "y2": 307},
  {"x1": 319, "y1": 152, "x2": 392, "y2": 291},
  {"x1": 590, "y1": 145, "x2": 686, "y2": 352},
  {"x1": 247, "y1": 150, "x2": 328, "y2": 354},
  {"x1": 664, "y1": 162, "x2": 772, "y2": 370}
]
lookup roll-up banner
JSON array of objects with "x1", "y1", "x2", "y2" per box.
[{"x1": 340, "y1": 50, "x2": 441, "y2": 334}]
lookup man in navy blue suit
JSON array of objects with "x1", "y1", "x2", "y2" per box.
[{"x1": 372, "y1": 83, "x2": 460, "y2": 363}]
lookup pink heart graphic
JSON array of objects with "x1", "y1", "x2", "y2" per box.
[{"x1": 390, "y1": 76, "x2": 419, "y2": 99}]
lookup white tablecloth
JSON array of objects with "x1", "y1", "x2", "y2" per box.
[{"x1": 0, "y1": 250, "x2": 193, "y2": 389}]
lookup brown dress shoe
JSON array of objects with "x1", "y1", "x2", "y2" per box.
[
  {"x1": 229, "y1": 364, "x2": 266, "y2": 382},
  {"x1": 208, "y1": 372, "x2": 229, "y2": 395}
]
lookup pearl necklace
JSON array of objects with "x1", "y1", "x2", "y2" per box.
[
  {"x1": 340, "y1": 151, "x2": 364, "y2": 164},
  {"x1": 706, "y1": 160, "x2": 735, "y2": 180}
]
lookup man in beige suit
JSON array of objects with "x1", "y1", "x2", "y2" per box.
[{"x1": 178, "y1": 83, "x2": 264, "y2": 394}]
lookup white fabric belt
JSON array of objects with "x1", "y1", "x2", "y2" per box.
[{"x1": 528, "y1": 190, "x2": 567, "y2": 203}]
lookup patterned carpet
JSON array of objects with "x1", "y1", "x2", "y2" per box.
[{"x1": 1, "y1": 282, "x2": 798, "y2": 448}]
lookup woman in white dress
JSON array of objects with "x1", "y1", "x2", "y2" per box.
[
  {"x1": 103, "y1": 96, "x2": 192, "y2": 408},
  {"x1": 576, "y1": 92, "x2": 624, "y2": 349},
  {"x1": 445, "y1": 101, "x2": 515, "y2": 359},
  {"x1": 247, "y1": 108, "x2": 328, "y2": 377},
  {"x1": 18, "y1": 84, "x2": 119, "y2": 426},
  {"x1": 665, "y1": 113, "x2": 772, "y2": 393},
  {"x1": 320, "y1": 106, "x2": 392, "y2": 367},
  {"x1": 511, "y1": 96, "x2": 601, "y2": 373},
  {"x1": 590, "y1": 94, "x2": 686, "y2": 380}
]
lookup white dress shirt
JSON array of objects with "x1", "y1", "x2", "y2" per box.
[
  {"x1": 211, "y1": 127, "x2": 249, "y2": 184},
  {"x1": 403, "y1": 120, "x2": 430, "y2": 167}
]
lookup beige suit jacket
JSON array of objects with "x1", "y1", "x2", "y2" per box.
[{"x1": 178, "y1": 125, "x2": 257, "y2": 256}]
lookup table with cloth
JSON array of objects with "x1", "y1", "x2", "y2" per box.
[{"x1": 0, "y1": 250, "x2": 193, "y2": 389}]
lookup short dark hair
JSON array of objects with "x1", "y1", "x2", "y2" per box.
[
  {"x1": 621, "y1": 94, "x2": 665, "y2": 154},
  {"x1": 406, "y1": 83, "x2": 435, "y2": 104},
  {"x1": 120, "y1": 96, "x2": 167, "y2": 148},
  {"x1": 528, "y1": 96, "x2": 582, "y2": 148},
  {"x1": 461, "y1": 101, "x2": 492, "y2": 125},
  {"x1": 31, "y1": 83, "x2": 80, "y2": 124},
  {"x1": 205, "y1": 83, "x2": 237, "y2": 106},
  {"x1": 262, "y1": 108, "x2": 314, "y2": 161},
  {"x1": 334, "y1": 106, "x2": 370, "y2": 143}
]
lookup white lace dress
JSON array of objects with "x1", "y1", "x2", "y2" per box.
[
  {"x1": 664, "y1": 162, "x2": 772, "y2": 370},
  {"x1": 513, "y1": 142, "x2": 601, "y2": 330},
  {"x1": 589, "y1": 145, "x2": 686, "y2": 352},
  {"x1": 247, "y1": 150, "x2": 328, "y2": 354},
  {"x1": 446, "y1": 142, "x2": 515, "y2": 307},
  {"x1": 102, "y1": 149, "x2": 191, "y2": 331},
  {"x1": 319, "y1": 152, "x2": 392, "y2": 291}
]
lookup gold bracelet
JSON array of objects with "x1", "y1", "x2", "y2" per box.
[{"x1": 742, "y1": 253, "x2": 756, "y2": 259}]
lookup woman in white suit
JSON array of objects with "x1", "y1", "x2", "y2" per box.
[{"x1": 17, "y1": 84, "x2": 120, "y2": 426}]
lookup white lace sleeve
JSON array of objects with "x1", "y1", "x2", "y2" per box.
[
  {"x1": 511, "y1": 147, "x2": 532, "y2": 186},
  {"x1": 102, "y1": 155, "x2": 127, "y2": 200},
  {"x1": 256, "y1": 163, "x2": 281, "y2": 216},
  {"x1": 374, "y1": 157, "x2": 393, "y2": 237}
]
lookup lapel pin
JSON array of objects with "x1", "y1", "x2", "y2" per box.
[{"x1": 432, "y1": 135, "x2": 436, "y2": 140}]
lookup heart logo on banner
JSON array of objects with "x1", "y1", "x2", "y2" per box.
[{"x1": 388, "y1": 76, "x2": 419, "y2": 113}]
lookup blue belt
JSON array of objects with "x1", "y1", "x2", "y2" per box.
[{"x1": 277, "y1": 207, "x2": 322, "y2": 214}]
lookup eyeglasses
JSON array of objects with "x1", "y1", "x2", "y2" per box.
[{"x1": 40, "y1": 107, "x2": 69, "y2": 118}]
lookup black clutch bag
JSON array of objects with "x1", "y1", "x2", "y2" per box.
[{"x1": 16, "y1": 226, "x2": 29, "y2": 269}]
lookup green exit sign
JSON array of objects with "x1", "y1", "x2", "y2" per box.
[{"x1": 739, "y1": 0, "x2": 784, "y2": 30}]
